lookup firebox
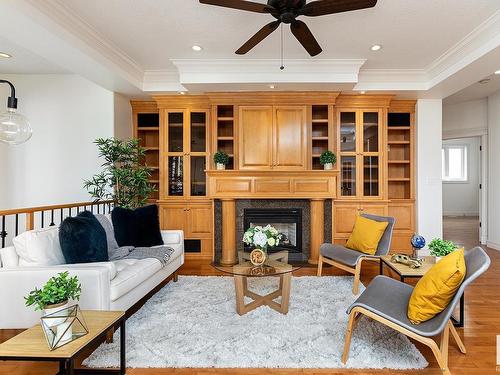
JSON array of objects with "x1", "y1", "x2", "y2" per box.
[{"x1": 243, "y1": 208, "x2": 303, "y2": 255}]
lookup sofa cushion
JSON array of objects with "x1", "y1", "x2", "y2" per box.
[
  {"x1": 112, "y1": 205, "x2": 163, "y2": 247},
  {"x1": 0, "y1": 246, "x2": 19, "y2": 268},
  {"x1": 110, "y1": 258, "x2": 162, "y2": 301},
  {"x1": 59, "y1": 211, "x2": 109, "y2": 264},
  {"x1": 13, "y1": 227, "x2": 66, "y2": 266}
]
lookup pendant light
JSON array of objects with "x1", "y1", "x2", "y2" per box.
[{"x1": 0, "y1": 79, "x2": 32, "y2": 145}]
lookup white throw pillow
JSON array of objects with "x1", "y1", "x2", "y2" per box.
[
  {"x1": 13, "y1": 227, "x2": 66, "y2": 266},
  {"x1": 0, "y1": 246, "x2": 19, "y2": 268}
]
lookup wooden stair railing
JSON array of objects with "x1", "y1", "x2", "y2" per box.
[{"x1": 0, "y1": 200, "x2": 114, "y2": 249}]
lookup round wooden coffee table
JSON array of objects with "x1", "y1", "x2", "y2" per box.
[{"x1": 212, "y1": 250, "x2": 302, "y2": 315}]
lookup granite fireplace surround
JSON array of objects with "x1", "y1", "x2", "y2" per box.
[{"x1": 214, "y1": 199, "x2": 332, "y2": 263}]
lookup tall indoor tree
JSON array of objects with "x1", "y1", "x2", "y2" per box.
[{"x1": 84, "y1": 138, "x2": 155, "y2": 209}]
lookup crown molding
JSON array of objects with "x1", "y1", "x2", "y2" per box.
[
  {"x1": 23, "y1": 0, "x2": 144, "y2": 87},
  {"x1": 143, "y1": 70, "x2": 185, "y2": 92},
  {"x1": 170, "y1": 59, "x2": 366, "y2": 85}
]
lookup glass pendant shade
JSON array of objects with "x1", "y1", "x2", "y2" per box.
[{"x1": 0, "y1": 107, "x2": 32, "y2": 145}]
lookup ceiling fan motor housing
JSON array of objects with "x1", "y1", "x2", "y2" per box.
[{"x1": 268, "y1": 0, "x2": 306, "y2": 23}]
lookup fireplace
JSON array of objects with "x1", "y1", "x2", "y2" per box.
[{"x1": 243, "y1": 208, "x2": 303, "y2": 256}]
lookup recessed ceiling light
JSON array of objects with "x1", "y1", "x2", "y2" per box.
[
  {"x1": 179, "y1": 91, "x2": 186, "y2": 95},
  {"x1": 269, "y1": 84, "x2": 275, "y2": 89},
  {"x1": 495, "y1": 70, "x2": 500, "y2": 75},
  {"x1": 370, "y1": 44, "x2": 382, "y2": 51},
  {"x1": 479, "y1": 78, "x2": 490, "y2": 85},
  {"x1": 192, "y1": 45, "x2": 203, "y2": 52},
  {"x1": 360, "y1": 91, "x2": 366, "y2": 94},
  {"x1": 0, "y1": 52, "x2": 12, "y2": 58}
]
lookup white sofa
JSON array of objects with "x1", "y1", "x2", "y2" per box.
[{"x1": 0, "y1": 228, "x2": 184, "y2": 329}]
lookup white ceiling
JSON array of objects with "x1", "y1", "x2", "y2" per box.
[
  {"x1": 444, "y1": 73, "x2": 500, "y2": 104},
  {"x1": 0, "y1": 36, "x2": 66, "y2": 74},
  {"x1": 62, "y1": 0, "x2": 500, "y2": 71},
  {"x1": 0, "y1": 0, "x2": 500, "y2": 99}
]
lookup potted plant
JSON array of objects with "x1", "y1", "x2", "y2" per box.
[
  {"x1": 428, "y1": 238, "x2": 458, "y2": 261},
  {"x1": 25, "y1": 272, "x2": 82, "y2": 342},
  {"x1": 319, "y1": 150, "x2": 337, "y2": 170},
  {"x1": 213, "y1": 151, "x2": 230, "y2": 170},
  {"x1": 243, "y1": 225, "x2": 283, "y2": 265},
  {"x1": 84, "y1": 138, "x2": 156, "y2": 209}
]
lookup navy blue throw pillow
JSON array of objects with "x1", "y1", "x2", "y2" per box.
[
  {"x1": 111, "y1": 205, "x2": 163, "y2": 247},
  {"x1": 59, "y1": 211, "x2": 109, "y2": 264}
]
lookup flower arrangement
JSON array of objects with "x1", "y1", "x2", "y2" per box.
[
  {"x1": 243, "y1": 225, "x2": 282, "y2": 251},
  {"x1": 25, "y1": 272, "x2": 82, "y2": 311},
  {"x1": 428, "y1": 238, "x2": 458, "y2": 257}
]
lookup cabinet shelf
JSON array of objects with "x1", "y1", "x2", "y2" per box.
[
  {"x1": 388, "y1": 141, "x2": 410, "y2": 145},
  {"x1": 388, "y1": 160, "x2": 410, "y2": 164},
  {"x1": 217, "y1": 136, "x2": 234, "y2": 141},
  {"x1": 389, "y1": 178, "x2": 411, "y2": 182},
  {"x1": 312, "y1": 136, "x2": 329, "y2": 141},
  {"x1": 217, "y1": 117, "x2": 234, "y2": 121},
  {"x1": 388, "y1": 126, "x2": 410, "y2": 130},
  {"x1": 144, "y1": 147, "x2": 159, "y2": 151},
  {"x1": 312, "y1": 119, "x2": 329, "y2": 123},
  {"x1": 137, "y1": 127, "x2": 159, "y2": 131}
]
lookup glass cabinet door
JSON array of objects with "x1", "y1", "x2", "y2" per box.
[
  {"x1": 361, "y1": 111, "x2": 381, "y2": 197},
  {"x1": 340, "y1": 112, "x2": 358, "y2": 197},
  {"x1": 167, "y1": 112, "x2": 184, "y2": 196},
  {"x1": 189, "y1": 112, "x2": 207, "y2": 196}
]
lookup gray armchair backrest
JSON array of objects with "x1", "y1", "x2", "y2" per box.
[
  {"x1": 436, "y1": 247, "x2": 490, "y2": 325},
  {"x1": 361, "y1": 213, "x2": 395, "y2": 256}
]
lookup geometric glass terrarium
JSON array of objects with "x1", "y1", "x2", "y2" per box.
[{"x1": 40, "y1": 305, "x2": 88, "y2": 350}]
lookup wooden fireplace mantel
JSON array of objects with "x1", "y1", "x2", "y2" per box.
[{"x1": 206, "y1": 170, "x2": 339, "y2": 199}]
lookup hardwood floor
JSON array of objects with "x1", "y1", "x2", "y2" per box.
[{"x1": 1, "y1": 217, "x2": 498, "y2": 375}]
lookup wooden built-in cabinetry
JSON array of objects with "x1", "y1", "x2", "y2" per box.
[{"x1": 132, "y1": 93, "x2": 417, "y2": 263}]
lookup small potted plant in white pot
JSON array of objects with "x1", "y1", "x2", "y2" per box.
[
  {"x1": 25, "y1": 272, "x2": 82, "y2": 343},
  {"x1": 319, "y1": 150, "x2": 337, "y2": 170},
  {"x1": 428, "y1": 238, "x2": 458, "y2": 261},
  {"x1": 214, "y1": 151, "x2": 230, "y2": 170}
]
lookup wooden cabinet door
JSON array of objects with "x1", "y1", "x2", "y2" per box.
[
  {"x1": 388, "y1": 203, "x2": 414, "y2": 232},
  {"x1": 333, "y1": 203, "x2": 359, "y2": 237},
  {"x1": 273, "y1": 106, "x2": 307, "y2": 170},
  {"x1": 360, "y1": 203, "x2": 388, "y2": 217},
  {"x1": 186, "y1": 203, "x2": 213, "y2": 238},
  {"x1": 238, "y1": 106, "x2": 273, "y2": 170},
  {"x1": 159, "y1": 204, "x2": 187, "y2": 232}
]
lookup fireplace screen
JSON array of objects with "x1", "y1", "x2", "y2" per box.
[{"x1": 243, "y1": 208, "x2": 302, "y2": 253}]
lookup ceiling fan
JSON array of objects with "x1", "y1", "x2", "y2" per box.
[{"x1": 199, "y1": 0, "x2": 377, "y2": 57}]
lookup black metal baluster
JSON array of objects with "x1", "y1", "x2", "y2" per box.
[
  {"x1": 41, "y1": 210, "x2": 44, "y2": 228},
  {"x1": 50, "y1": 210, "x2": 55, "y2": 226},
  {"x1": 60, "y1": 208, "x2": 64, "y2": 224},
  {"x1": 1, "y1": 216, "x2": 6, "y2": 248},
  {"x1": 77, "y1": 206, "x2": 80, "y2": 214},
  {"x1": 69, "y1": 207, "x2": 72, "y2": 217},
  {"x1": 15, "y1": 214, "x2": 19, "y2": 236},
  {"x1": 97, "y1": 204, "x2": 101, "y2": 214},
  {"x1": 90, "y1": 205, "x2": 94, "y2": 214}
]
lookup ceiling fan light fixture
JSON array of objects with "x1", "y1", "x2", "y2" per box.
[
  {"x1": 192, "y1": 45, "x2": 203, "y2": 52},
  {"x1": 370, "y1": 44, "x2": 382, "y2": 51},
  {"x1": 0, "y1": 52, "x2": 12, "y2": 58}
]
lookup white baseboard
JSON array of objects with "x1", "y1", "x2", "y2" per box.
[
  {"x1": 443, "y1": 212, "x2": 479, "y2": 217},
  {"x1": 486, "y1": 241, "x2": 500, "y2": 251}
]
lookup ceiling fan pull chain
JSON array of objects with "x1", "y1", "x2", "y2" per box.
[{"x1": 280, "y1": 23, "x2": 285, "y2": 70}]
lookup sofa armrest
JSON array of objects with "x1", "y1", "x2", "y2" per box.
[
  {"x1": 0, "y1": 266, "x2": 111, "y2": 329},
  {"x1": 161, "y1": 230, "x2": 184, "y2": 246}
]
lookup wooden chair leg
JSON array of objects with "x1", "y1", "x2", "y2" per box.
[
  {"x1": 440, "y1": 322, "x2": 450, "y2": 369},
  {"x1": 341, "y1": 310, "x2": 357, "y2": 364},
  {"x1": 427, "y1": 338, "x2": 451, "y2": 375},
  {"x1": 317, "y1": 255, "x2": 323, "y2": 276},
  {"x1": 352, "y1": 261, "x2": 362, "y2": 295},
  {"x1": 173, "y1": 271, "x2": 178, "y2": 282},
  {"x1": 449, "y1": 321, "x2": 466, "y2": 354}
]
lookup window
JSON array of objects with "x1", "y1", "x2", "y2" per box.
[{"x1": 442, "y1": 145, "x2": 468, "y2": 182}]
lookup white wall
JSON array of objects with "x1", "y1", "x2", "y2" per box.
[
  {"x1": 487, "y1": 91, "x2": 500, "y2": 250},
  {"x1": 443, "y1": 99, "x2": 488, "y2": 139},
  {"x1": 416, "y1": 99, "x2": 443, "y2": 242},
  {"x1": 0, "y1": 74, "x2": 114, "y2": 209},
  {"x1": 113, "y1": 93, "x2": 133, "y2": 140},
  {"x1": 442, "y1": 137, "x2": 480, "y2": 216}
]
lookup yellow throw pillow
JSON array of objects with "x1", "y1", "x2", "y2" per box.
[
  {"x1": 346, "y1": 215, "x2": 389, "y2": 255},
  {"x1": 407, "y1": 248, "x2": 466, "y2": 324}
]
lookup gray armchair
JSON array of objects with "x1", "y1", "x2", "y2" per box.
[
  {"x1": 317, "y1": 213, "x2": 395, "y2": 294},
  {"x1": 342, "y1": 247, "x2": 490, "y2": 375}
]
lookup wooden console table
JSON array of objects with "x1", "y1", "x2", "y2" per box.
[{"x1": 0, "y1": 310, "x2": 126, "y2": 374}]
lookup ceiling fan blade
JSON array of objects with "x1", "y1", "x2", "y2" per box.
[
  {"x1": 199, "y1": 0, "x2": 273, "y2": 13},
  {"x1": 290, "y1": 20, "x2": 322, "y2": 56},
  {"x1": 300, "y1": 0, "x2": 377, "y2": 17},
  {"x1": 236, "y1": 20, "x2": 281, "y2": 55}
]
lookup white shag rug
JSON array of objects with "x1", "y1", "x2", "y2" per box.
[{"x1": 84, "y1": 276, "x2": 427, "y2": 369}]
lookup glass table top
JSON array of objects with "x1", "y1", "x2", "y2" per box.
[{"x1": 212, "y1": 250, "x2": 303, "y2": 277}]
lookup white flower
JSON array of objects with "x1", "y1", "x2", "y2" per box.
[
  {"x1": 254, "y1": 226, "x2": 262, "y2": 231},
  {"x1": 267, "y1": 238, "x2": 276, "y2": 247},
  {"x1": 253, "y1": 231, "x2": 268, "y2": 247}
]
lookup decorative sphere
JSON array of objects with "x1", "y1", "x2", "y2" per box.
[{"x1": 411, "y1": 234, "x2": 426, "y2": 249}]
